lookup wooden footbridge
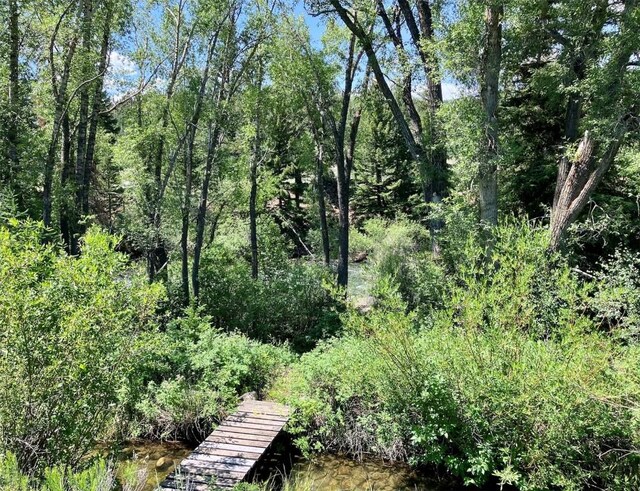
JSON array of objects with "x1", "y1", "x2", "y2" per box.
[{"x1": 159, "y1": 400, "x2": 291, "y2": 490}]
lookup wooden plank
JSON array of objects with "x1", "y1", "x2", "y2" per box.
[
  {"x1": 185, "y1": 453, "x2": 255, "y2": 467},
  {"x1": 223, "y1": 416, "x2": 285, "y2": 428},
  {"x1": 164, "y1": 472, "x2": 237, "y2": 487},
  {"x1": 197, "y1": 441, "x2": 267, "y2": 454},
  {"x1": 226, "y1": 412, "x2": 287, "y2": 424},
  {"x1": 216, "y1": 424, "x2": 280, "y2": 437},
  {"x1": 212, "y1": 420, "x2": 283, "y2": 432},
  {"x1": 190, "y1": 446, "x2": 262, "y2": 460},
  {"x1": 201, "y1": 436, "x2": 270, "y2": 450},
  {"x1": 211, "y1": 429, "x2": 275, "y2": 442},
  {"x1": 179, "y1": 462, "x2": 250, "y2": 476},
  {"x1": 202, "y1": 437, "x2": 268, "y2": 449},
  {"x1": 232, "y1": 411, "x2": 289, "y2": 422},
  {"x1": 225, "y1": 415, "x2": 287, "y2": 427},
  {"x1": 161, "y1": 476, "x2": 234, "y2": 490},
  {"x1": 180, "y1": 457, "x2": 253, "y2": 471}
]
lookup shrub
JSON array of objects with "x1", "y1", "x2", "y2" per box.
[
  {"x1": 588, "y1": 249, "x2": 640, "y2": 342},
  {"x1": 278, "y1": 307, "x2": 640, "y2": 490},
  {"x1": 198, "y1": 244, "x2": 340, "y2": 352},
  {"x1": 276, "y1": 221, "x2": 640, "y2": 490},
  {"x1": 0, "y1": 221, "x2": 164, "y2": 473},
  {"x1": 128, "y1": 309, "x2": 295, "y2": 441}
]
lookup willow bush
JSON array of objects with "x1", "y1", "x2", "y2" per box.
[
  {"x1": 277, "y1": 221, "x2": 640, "y2": 491},
  {"x1": 0, "y1": 220, "x2": 163, "y2": 473}
]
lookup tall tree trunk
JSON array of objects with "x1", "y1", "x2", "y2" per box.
[
  {"x1": 333, "y1": 34, "x2": 360, "y2": 288},
  {"x1": 180, "y1": 32, "x2": 217, "y2": 303},
  {"x1": 329, "y1": 0, "x2": 434, "y2": 224},
  {"x1": 250, "y1": 156, "x2": 259, "y2": 280},
  {"x1": 82, "y1": 6, "x2": 113, "y2": 217},
  {"x1": 60, "y1": 113, "x2": 73, "y2": 250},
  {"x1": 44, "y1": 27, "x2": 77, "y2": 228},
  {"x1": 314, "y1": 131, "x2": 330, "y2": 266},
  {"x1": 193, "y1": 122, "x2": 222, "y2": 299},
  {"x1": 6, "y1": 0, "x2": 20, "y2": 193},
  {"x1": 72, "y1": 0, "x2": 94, "y2": 254},
  {"x1": 372, "y1": 0, "x2": 448, "y2": 238},
  {"x1": 147, "y1": 2, "x2": 194, "y2": 282},
  {"x1": 180, "y1": 142, "x2": 193, "y2": 302},
  {"x1": 479, "y1": 3, "x2": 503, "y2": 227},
  {"x1": 335, "y1": 143, "x2": 349, "y2": 287},
  {"x1": 249, "y1": 63, "x2": 264, "y2": 281}
]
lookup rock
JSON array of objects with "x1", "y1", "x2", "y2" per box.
[
  {"x1": 240, "y1": 391, "x2": 258, "y2": 401},
  {"x1": 155, "y1": 457, "x2": 171, "y2": 470},
  {"x1": 352, "y1": 251, "x2": 368, "y2": 263}
]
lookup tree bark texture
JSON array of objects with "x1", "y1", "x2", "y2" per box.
[{"x1": 479, "y1": 3, "x2": 503, "y2": 227}]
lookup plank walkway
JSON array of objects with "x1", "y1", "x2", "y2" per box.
[{"x1": 159, "y1": 400, "x2": 290, "y2": 491}]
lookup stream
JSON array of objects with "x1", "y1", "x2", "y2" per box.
[{"x1": 115, "y1": 440, "x2": 461, "y2": 491}]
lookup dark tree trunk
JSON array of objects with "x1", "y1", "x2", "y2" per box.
[
  {"x1": 180, "y1": 142, "x2": 193, "y2": 302},
  {"x1": 146, "y1": 2, "x2": 194, "y2": 282},
  {"x1": 250, "y1": 158, "x2": 259, "y2": 280},
  {"x1": 72, "y1": 0, "x2": 94, "y2": 254},
  {"x1": 479, "y1": 3, "x2": 503, "y2": 227},
  {"x1": 333, "y1": 34, "x2": 361, "y2": 288},
  {"x1": 82, "y1": 6, "x2": 112, "y2": 217},
  {"x1": 335, "y1": 145, "x2": 349, "y2": 287},
  {"x1": 376, "y1": 0, "x2": 448, "y2": 228},
  {"x1": 315, "y1": 135, "x2": 330, "y2": 266},
  {"x1": 330, "y1": 0, "x2": 433, "y2": 219},
  {"x1": 180, "y1": 32, "x2": 217, "y2": 303},
  {"x1": 249, "y1": 63, "x2": 264, "y2": 281},
  {"x1": 44, "y1": 27, "x2": 77, "y2": 228},
  {"x1": 193, "y1": 122, "x2": 222, "y2": 299},
  {"x1": 6, "y1": 0, "x2": 20, "y2": 192},
  {"x1": 60, "y1": 113, "x2": 73, "y2": 251}
]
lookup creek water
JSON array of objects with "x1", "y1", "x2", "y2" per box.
[
  {"x1": 285, "y1": 454, "x2": 461, "y2": 491},
  {"x1": 115, "y1": 440, "x2": 461, "y2": 491},
  {"x1": 110, "y1": 440, "x2": 193, "y2": 490}
]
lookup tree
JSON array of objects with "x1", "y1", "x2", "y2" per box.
[
  {"x1": 547, "y1": 0, "x2": 639, "y2": 249},
  {"x1": 3, "y1": 0, "x2": 20, "y2": 195},
  {"x1": 271, "y1": 18, "x2": 367, "y2": 287},
  {"x1": 478, "y1": 2, "x2": 503, "y2": 227},
  {"x1": 353, "y1": 83, "x2": 418, "y2": 220},
  {"x1": 313, "y1": 0, "x2": 449, "y2": 241}
]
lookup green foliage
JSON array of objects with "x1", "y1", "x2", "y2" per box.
[
  {"x1": 0, "y1": 452, "x2": 147, "y2": 491},
  {"x1": 198, "y1": 238, "x2": 341, "y2": 352},
  {"x1": 353, "y1": 86, "x2": 420, "y2": 220},
  {"x1": 277, "y1": 222, "x2": 640, "y2": 490},
  {"x1": 0, "y1": 220, "x2": 164, "y2": 473},
  {"x1": 589, "y1": 249, "x2": 640, "y2": 342},
  {"x1": 127, "y1": 308, "x2": 295, "y2": 441},
  {"x1": 350, "y1": 217, "x2": 435, "y2": 310}
]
